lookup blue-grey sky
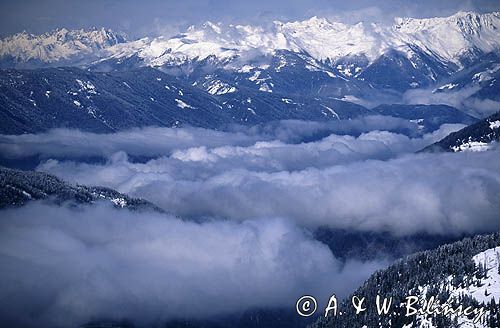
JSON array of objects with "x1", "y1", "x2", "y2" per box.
[{"x1": 1, "y1": 0, "x2": 499, "y2": 38}]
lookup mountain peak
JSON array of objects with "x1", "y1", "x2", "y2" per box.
[
  {"x1": 1, "y1": 11, "x2": 499, "y2": 69},
  {"x1": 110, "y1": 10, "x2": 500, "y2": 67},
  {"x1": 0, "y1": 27, "x2": 127, "y2": 64},
  {"x1": 201, "y1": 21, "x2": 222, "y2": 34},
  {"x1": 301, "y1": 16, "x2": 332, "y2": 25}
]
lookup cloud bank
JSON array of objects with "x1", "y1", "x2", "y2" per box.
[
  {"x1": 0, "y1": 203, "x2": 382, "y2": 327},
  {"x1": 1, "y1": 118, "x2": 499, "y2": 327},
  {"x1": 0, "y1": 116, "x2": 430, "y2": 161},
  {"x1": 11, "y1": 122, "x2": 496, "y2": 237},
  {"x1": 39, "y1": 149, "x2": 500, "y2": 236},
  {"x1": 403, "y1": 87, "x2": 500, "y2": 118}
]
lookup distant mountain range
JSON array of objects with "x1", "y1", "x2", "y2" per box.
[
  {"x1": 0, "y1": 11, "x2": 498, "y2": 119},
  {"x1": 0, "y1": 64, "x2": 482, "y2": 134},
  {"x1": 0, "y1": 27, "x2": 127, "y2": 67},
  {"x1": 0, "y1": 66, "x2": 374, "y2": 134},
  {"x1": 2, "y1": 12, "x2": 499, "y2": 75}
]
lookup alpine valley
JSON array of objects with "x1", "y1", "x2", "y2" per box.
[{"x1": 1, "y1": 8, "x2": 500, "y2": 328}]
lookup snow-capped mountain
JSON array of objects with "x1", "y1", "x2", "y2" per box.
[
  {"x1": 393, "y1": 11, "x2": 500, "y2": 67},
  {"x1": 2, "y1": 12, "x2": 499, "y2": 74},
  {"x1": 0, "y1": 13, "x2": 497, "y2": 136},
  {"x1": 85, "y1": 12, "x2": 500, "y2": 68},
  {"x1": 1, "y1": 12, "x2": 499, "y2": 100},
  {"x1": 0, "y1": 27, "x2": 127, "y2": 67},
  {"x1": 86, "y1": 11, "x2": 499, "y2": 93}
]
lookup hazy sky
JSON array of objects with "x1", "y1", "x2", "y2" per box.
[{"x1": 1, "y1": 0, "x2": 499, "y2": 38}]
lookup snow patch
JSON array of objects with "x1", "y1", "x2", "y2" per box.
[
  {"x1": 110, "y1": 197, "x2": 127, "y2": 208},
  {"x1": 76, "y1": 79, "x2": 97, "y2": 94},
  {"x1": 321, "y1": 105, "x2": 340, "y2": 119},
  {"x1": 175, "y1": 99, "x2": 194, "y2": 109},
  {"x1": 206, "y1": 80, "x2": 237, "y2": 95},
  {"x1": 452, "y1": 141, "x2": 491, "y2": 152},
  {"x1": 437, "y1": 83, "x2": 458, "y2": 90},
  {"x1": 489, "y1": 120, "x2": 500, "y2": 130},
  {"x1": 259, "y1": 83, "x2": 272, "y2": 93}
]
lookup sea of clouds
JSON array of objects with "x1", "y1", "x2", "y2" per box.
[
  {"x1": 3, "y1": 118, "x2": 499, "y2": 236},
  {"x1": 1, "y1": 117, "x2": 500, "y2": 326}
]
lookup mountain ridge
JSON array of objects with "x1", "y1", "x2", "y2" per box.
[
  {"x1": 1, "y1": 11, "x2": 498, "y2": 73},
  {"x1": 0, "y1": 27, "x2": 127, "y2": 67},
  {"x1": 1, "y1": 11, "x2": 499, "y2": 109},
  {"x1": 311, "y1": 232, "x2": 500, "y2": 328},
  {"x1": 422, "y1": 111, "x2": 500, "y2": 152},
  {"x1": 0, "y1": 166, "x2": 161, "y2": 211}
]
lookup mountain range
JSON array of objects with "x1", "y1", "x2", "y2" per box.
[
  {"x1": 1, "y1": 10, "x2": 500, "y2": 328},
  {"x1": 0, "y1": 11, "x2": 498, "y2": 119},
  {"x1": 0, "y1": 12, "x2": 498, "y2": 137},
  {"x1": 3, "y1": 63, "x2": 489, "y2": 134},
  {"x1": 3, "y1": 12, "x2": 499, "y2": 74}
]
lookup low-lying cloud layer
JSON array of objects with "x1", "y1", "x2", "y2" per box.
[
  {"x1": 403, "y1": 87, "x2": 500, "y2": 118},
  {"x1": 38, "y1": 148, "x2": 500, "y2": 236},
  {"x1": 1, "y1": 118, "x2": 500, "y2": 327},
  {"x1": 6, "y1": 122, "x2": 493, "y2": 236},
  {"x1": 0, "y1": 203, "x2": 382, "y2": 327},
  {"x1": 0, "y1": 116, "x2": 439, "y2": 160}
]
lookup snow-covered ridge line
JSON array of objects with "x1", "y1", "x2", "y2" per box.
[
  {"x1": 1, "y1": 11, "x2": 499, "y2": 68},
  {"x1": 0, "y1": 27, "x2": 127, "y2": 63}
]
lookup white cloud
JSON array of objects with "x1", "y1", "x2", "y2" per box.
[
  {"x1": 0, "y1": 202, "x2": 383, "y2": 327},
  {"x1": 25, "y1": 124, "x2": 500, "y2": 237},
  {"x1": 0, "y1": 116, "x2": 452, "y2": 161},
  {"x1": 403, "y1": 87, "x2": 500, "y2": 118}
]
